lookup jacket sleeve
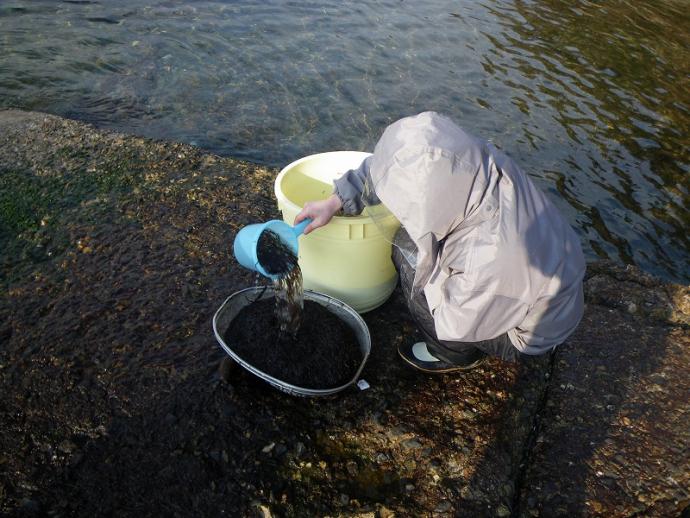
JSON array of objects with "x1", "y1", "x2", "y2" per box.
[
  {"x1": 332, "y1": 156, "x2": 379, "y2": 215},
  {"x1": 427, "y1": 279, "x2": 529, "y2": 342}
]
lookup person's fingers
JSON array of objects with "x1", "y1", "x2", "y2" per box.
[
  {"x1": 296, "y1": 210, "x2": 314, "y2": 226},
  {"x1": 295, "y1": 205, "x2": 312, "y2": 224},
  {"x1": 303, "y1": 214, "x2": 325, "y2": 235},
  {"x1": 296, "y1": 198, "x2": 338, "y2": 235},
  {"x1": 305, "y1": 214, "x2": 326, "y2": 235}
]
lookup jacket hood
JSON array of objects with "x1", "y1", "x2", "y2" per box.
[{"x1": 368, "y1": 112, "x2": 499, "y2": 243}]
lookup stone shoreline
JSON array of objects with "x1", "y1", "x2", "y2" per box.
[{"x1": 1, "y1": 110, "x2": 688, "y2": 517}]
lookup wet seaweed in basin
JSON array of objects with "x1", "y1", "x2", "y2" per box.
[
  {"x1": 223, "y1": 298, "x2": 361, "y2": 389},
  {"x1": 231, "y1": 229, "x2": 362, "y2": 388}
]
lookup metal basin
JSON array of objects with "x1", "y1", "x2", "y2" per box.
[{"x1": 213, "y1": 287, "x2": 371, "y2": 397}]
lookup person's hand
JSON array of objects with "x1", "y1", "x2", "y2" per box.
[{"x1": 295, "y1": 194, "x2": 342, "y2": 234}]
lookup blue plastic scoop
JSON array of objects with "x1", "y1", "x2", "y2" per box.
[{"x1": 233, "y1": 218, "x2": 311, "y2": 279}]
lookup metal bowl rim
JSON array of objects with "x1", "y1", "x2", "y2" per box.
[{"x1": 212, "y1": 286, "x2": 371, "y2": 397}]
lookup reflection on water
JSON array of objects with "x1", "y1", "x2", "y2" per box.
[
  {"x1": 0, "y1": 0, "x2": 688, "y2": 281},
  {"x1": 490, "y1": 0, "x2": 689, "y2": 281}
]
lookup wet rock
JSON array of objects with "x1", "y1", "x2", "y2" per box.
[
  {"x1": 0, "y1": 111, "x2": 686, "y2": 518},
  {"x1": 58, "y1": 440, "x2": 76, "y2": 454},
  {"x1": 293, "y1": 441, "x2": 305, "y2": 458},
  {"x1": 434, "y1": 500, "x2": 452, "y2": 513},
  {"x1": 401, "y1": 438, "x2": 421, "y2": 450},
  {"x1": 346, "y1": 460, "x2": 359, "y2": 477},
  {"x1": 519, "y1": 265, "x2": 690, "y2": 516}
]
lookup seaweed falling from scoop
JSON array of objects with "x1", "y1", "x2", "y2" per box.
[
  {"x1": 230, "y1": 229, "x2": 361, "y2": 389},
  {"x1": 256, "y1": 229, "x2": 303, "y2": 335}
]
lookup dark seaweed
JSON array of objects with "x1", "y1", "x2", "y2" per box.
[{"x1": 223, "y1": 299, "x2": 361, "y2": 389}]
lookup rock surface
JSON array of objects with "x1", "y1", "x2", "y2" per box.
[{"x1": 1, "y1": 110, "x2": 688, "y2": 517}]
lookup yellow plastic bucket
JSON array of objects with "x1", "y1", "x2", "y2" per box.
[{"x1": 274, "y1": 151, "x2": 400, "y2": 313}]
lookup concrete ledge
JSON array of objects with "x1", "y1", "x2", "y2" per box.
[{"x1": 1, "y1": 110, "x2": 688, "y2": 516}]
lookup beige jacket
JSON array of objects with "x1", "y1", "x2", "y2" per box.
[{"x1": 334, "y1": 112, "x2": 585, "y2": 354}]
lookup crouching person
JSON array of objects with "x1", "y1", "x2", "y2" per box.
[{"x1": 295, "y1": 112, "x2": 585, "y2": 372}]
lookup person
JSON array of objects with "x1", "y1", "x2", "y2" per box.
[{"x1": 295, "y1": 112, "x2": 585, "y2": 373}]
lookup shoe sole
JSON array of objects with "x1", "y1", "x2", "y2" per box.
[{"x1": 397, "y1": 347, "x2": 486, "y2": 373}]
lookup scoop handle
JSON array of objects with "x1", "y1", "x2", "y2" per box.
[{"x1": 292, "y1": 218, "x2": 312, "y2": 237}]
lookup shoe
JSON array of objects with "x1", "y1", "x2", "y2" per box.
[{"x1": 397, "y1": 342, "x2": 486, "y2": 373}]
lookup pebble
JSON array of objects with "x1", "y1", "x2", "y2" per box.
[
  {"x1": 58, "y1": 440, "x2": 76, "y2": 454},
  {"x1": 294, "y1": 441, "x2": 305, "y2": 457},
  {"x1": 447, "y1": 459, "x2": 461, "y2": 473},
  {"x1": 346, "y1": 460, "x2": 358, "y2": 476},
  {"x1": 262, "y1": 442, "x2": 275, "y2": 454},
  {"x1": 460, "y1": 410, "x2": 475, "y2": 420},
  {"x1": 402, "y1": 439, "x2": 421, "y2": 450}
]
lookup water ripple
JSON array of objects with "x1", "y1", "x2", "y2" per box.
[{"x1": 0, "y1": 0, "x2": 688, "y2": 281}]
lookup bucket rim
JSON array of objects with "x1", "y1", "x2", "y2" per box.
[
  {"x1": 274, "y1": 150, "x2": 397, "y2": 225},
  {"x1": 212, "y1": 286, "x2": 371, "y2": 397}
]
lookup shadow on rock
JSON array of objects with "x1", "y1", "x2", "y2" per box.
[{"x1": 518, "y1": 263, "x2": 690, "y2": 516}]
